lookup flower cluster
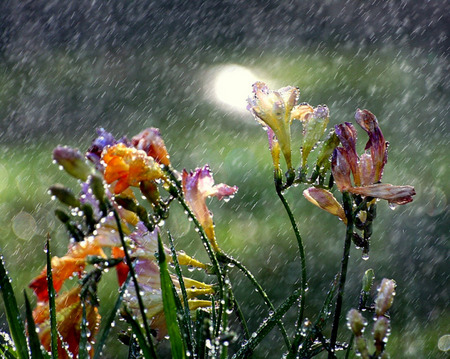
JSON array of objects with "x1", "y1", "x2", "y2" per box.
[{"x1": 28, "y1": 126, "x2": 239, "y2": 356}]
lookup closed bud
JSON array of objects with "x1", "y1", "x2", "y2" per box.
[
  {"x1": 53, "y1": 146, "x2": 91, "y2": 181},
  {"x1": 347, "y1": 308, "x2": 367, "y2": 336},
  {"x1": 373, "y1": 316, "x2": 390, "y2": 353},
  {"x1": 140, "y1": 180, "x2": 161, "y2": 207},
  {"x1": 49, "y1": 184, "x2": 80, "y2": 207},
  {"x1": 362, "y1": 269, "x2": 375, "y2": 293},
  {"x1": 375, "y1": 279, "x2": 396, "y2": 316},
  {"x1": 355, "y1": 336, "x2": 370, "y2": 359},
  {"x1": 89, "y1": 174, "x2": 105, "y2": 203},
  {"x1": 316, "y1": 130, "x2": 340, "y2": 173}
]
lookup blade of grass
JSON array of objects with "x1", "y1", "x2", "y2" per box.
[
  {"x1": 111, "y1": 207, "x2": 157, "y2": 358},
  {"x1": 167, "y1": 232, "x2": 194, "y2": 353},
  {"x1": 93, "y1": 274, "x2": 131, "y2": 359},
  {"x1": 78, "y1": 301, "x2": 88, "y2": 359},
  {"x1": 45, "y1": 236, "x2": 58, "y2": 359},
  {"x1": 232, "y1": 287, "x2": 302, "y2": 359},
  {"x1": 0, "y1": 252, "x2": 29, "y2": 359},
  {"x1": 24, "y1": 291, "x2": 45, "y2": 359},
  {"x1": 122, "y1": 307, "x2": 153, "y2": 358},
  {"x1": 157, "y1": 233, "x2": 186, "y2": 359}
]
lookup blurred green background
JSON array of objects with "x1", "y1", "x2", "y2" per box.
[{"x1": 0, "y1": 1, "x2": 448, "y2": 358}]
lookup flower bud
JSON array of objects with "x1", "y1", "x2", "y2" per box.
[
  {"x1": 373, "y1": 316, "x2": 390, "y2": 353},
  {"x1": 362, "y1": 269, "x2": 375, "y2": 293},
  {"x1": 53, "y1": 146, "x2": 91, "y2": 181},
  {"x1": 346, "y1": 309, "x2": 367, "y2": 336},
  {"x1": 49, "y1": 184, "x2": 80, "y2": 207},
  {"x1": 355, "y1": 336, "x2": 370, "y2": 359},
  {"x1": 301, "y1": 105, "x2": 329, "y2": 167},
  {"x1": 316, "y1": 130, "x2": 340, "y2": 173},
  {"x1": 375, "y1": 279, "x2": 396, "y2": 316}
]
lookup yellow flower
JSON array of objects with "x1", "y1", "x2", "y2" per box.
[
  {"x1": 125, "y1": 258, "x2": 214, "y2": 340},
  {"x1": 248, "y1": 82, "x2": 300, "y2": 169},
  {"x1": 102, "y1": 143, "x2": 165, "y2": 194}
]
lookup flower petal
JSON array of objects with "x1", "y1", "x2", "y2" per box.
[
  {"x1": 131, "y1": 128, "x2": 171, "y2": 166},
  {"x1": 335, "y1": 122, "x2": 360, "y2": 185},
  {"x1": 303, "y1": 187, "x2": 347, "y2": 224},
  {"x1": 331, "y1": 148, "x2": 353, "y2": 191},
  {"x1": 348, "y1": 183, "x2": 416, "y2": 205}
]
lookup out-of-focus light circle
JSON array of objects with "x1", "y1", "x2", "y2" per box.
[
  {"x1": 213, "y1": 65, "x2": 259, "y2": 112},
  {"x1": 12, "y1": 211, "x2": 37, "y2": 240},
  {"x1": 438, "y1": 334, "x2": 450, "y2": 351}
]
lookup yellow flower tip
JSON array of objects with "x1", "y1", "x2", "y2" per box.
[
  {"x1": 291, "y1": 104, "x2": 314, "y2": 122},
  {"x1": 247, "y1": 82, "x2": 300, "y2": 169},
  {"x1": 303, "y1": 187, "x2": 347, "y2": 224},
  {"x1": 102, "y1": 143, "x2": 165, "y2": 194}
]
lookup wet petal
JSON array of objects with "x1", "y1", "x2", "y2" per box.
[
  {"x1": 301, "y1": 105, "x2": 330, "y2": 166},
  {"x1": 53, "y1": 146, "x2": 92, "y2": 181},
  {"x1": 131, "y1": 128, "x2": 170, "y2": 166},
  {"x1": 331, "y1": 148, "x2": 353, "y2": 191},
  {"x1": 335, "y1": 122, "x2": 360, "y2": 185},
  {"x1": 349, "y1": 183, "x2": 416, "y2": 204},
  {"x1": 355, "y1": 109, "x2": 388, "y2": 182},
  {"x1": 303, "y1": 187, "x2": 347, "y2": 224}
]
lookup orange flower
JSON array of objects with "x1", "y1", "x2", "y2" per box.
[
  {"x1": 29, "y1": 240, "x2": 105, "y2": 302},
  {"x1": 33, "y1": 287, "x2": 100, "y2": 358},
  {"x1": 131, "y1": 128, "x2": 171, "y2": 166},
  {"x1": 102, "y1": 143, "x2": 165, "y2": 194}
]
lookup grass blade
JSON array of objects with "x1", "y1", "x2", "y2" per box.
[
  {"x1": 78, "y1": 301, "x2": 88, "y2": 359},
  {"x1": 122, "y1": 306, "x2": 153, "y2": 358},
  {"x1": 157, "y1": 233, "x2": 186, "y2": 359},
  {"x1": 93, "y1": 274, "x2": 131, "y2": 359},
  {"x1": 0, "y1": 252, "x2": 29, "y2": 359},
  {"x1": 232, "y1": 288, "x2": 302, "y2": 359},
  {"x1": 45, "y1": 236, "x2": 58, "y2": 358},
  {"x1": 167, "y1": 232, "x2": 194, "y2": 353},
  {"x1": 24, "y1": 291, "x2": 45, "y2": 359}
]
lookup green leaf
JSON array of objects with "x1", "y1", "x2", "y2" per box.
[
  {"x1": 24, "y1": 291, "x2": 45, "y2": 359},
  {"x1": 157, "y1": 233, "x2": 186, "y2": 359},
  {"x1": 46, "y1": 237, "x2": 58, "y2": 359},
  {"x1": 0, "y1": 332, "x2": 20, "y2": 359},
  {"x1": 0, "y1": 252, "x2": 29, "y2": 359},
  {"x1": 168, "y1": 232, "x2": 194, "y2": 353}
]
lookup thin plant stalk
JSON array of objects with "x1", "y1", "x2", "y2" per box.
[
  {"x1": 275, "y1": 187, "x2": 307, "y2": 348},
  {"x1": 111, "y1": 208, "x2": 158, "y2": 358},
  {"x1": 223, "y1": 254, "x2": 291, "y2": 349},
  {"x1": 328, "y1": 192, "x2": 354, "y2": 358}
]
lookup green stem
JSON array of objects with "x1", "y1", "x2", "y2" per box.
[
  {"x1": 223, "y1": 254, "x2": 291, "y2": 350},
  {"x1": 328, "y1": 192, "x2": 354, "y2": 358},
  {"x1": 111, "y1": 208, "x2": 158, "y2": 358},
  {"x1": 275, "y1": 186, "x2": 307, "y2": 355}
]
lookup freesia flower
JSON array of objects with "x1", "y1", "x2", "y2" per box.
[
  {"x1": 124, "y1": 257, "x2": 214, "y2": 340},
  {"x1": 131, "y1": 128, "x2": 170, "y2": 166},
  {"x1": 303, "y1": 187, "x2": 347, "y2": 224},
  {"x1": 102, "y1": 143, "x2": 165, "y2": 194},
  {"x1": 33, "y1": 287, "x2": 100, "y2": 358},
  {"x1": 331, "y1": 109, "x2": 415, "y2": 205},
  {"x1": 29, "y1": 240, "x2": 105, "y2": 302},
  {"x1": 182, "y1": 165, "x2": 238, "y2": 252},
  {"x1": 247, "y1": 82, "x2": 300, "y2": 169}
]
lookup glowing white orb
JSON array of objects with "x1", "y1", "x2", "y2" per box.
[{"x1": 213, "y1": 65, "x2": 259, "y2": 112}]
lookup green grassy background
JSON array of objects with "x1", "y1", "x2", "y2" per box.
[{"x1": 0, "y1": 46, "x2": 448, "y2": 357}]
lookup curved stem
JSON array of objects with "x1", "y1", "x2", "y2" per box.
[
  {"x1": 275, "y1": 187, "x2": 307, "y2": 351},
  {"x1": 223, "y1": 254, "x2": 291, "y2": 350},
  {"x1": 328, "y1": 192, "x2": 353, "y2": 358}
]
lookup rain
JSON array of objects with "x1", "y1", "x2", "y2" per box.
[{"x1": 0, "y1": 1, "x2": 448, "y2": 358}]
